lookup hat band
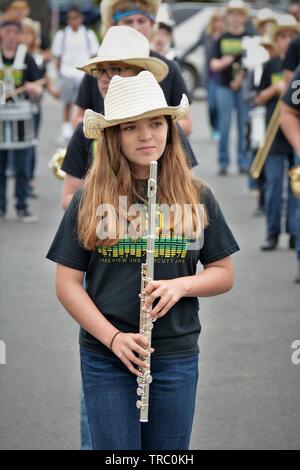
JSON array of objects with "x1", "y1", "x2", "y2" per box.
[{"x1": 112, "y1": 10, "x2": 155, "y2": 23}]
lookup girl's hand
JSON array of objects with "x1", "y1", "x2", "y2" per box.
[
  {"x1": 111, "y1": 332, "x2": 154, "y2": 377},
  {"x1": 142, "y1": 279, "x2": 186, "y2": 321}
]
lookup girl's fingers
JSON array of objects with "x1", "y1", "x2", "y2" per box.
[
  {"x1": 127, "y1": 350, "x2": 150, "y2": 370},
  {"x1": 150, "y1": 296, "x2": 169, "y2": 317},
  {"x1": 155, "y1": 299, "x2": 174, "y2": 319}
]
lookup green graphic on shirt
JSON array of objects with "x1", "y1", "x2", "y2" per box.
[
  {"x1": 271, "y1": 72, "x2": 283, "y2": 85},
  {"x1": 221, "y1": 39, "x2": 243, "y2": 56},
  {"x1": 97, "y1": 234, "x2": 188, "y2": 260},
  {"x1": 0, "y1": 67, "x2": 24, "y2": 87}
]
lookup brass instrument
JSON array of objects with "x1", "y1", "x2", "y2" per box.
[
  {"x1": 48, "y1": 148, "x2": 66, "y2": 180},
  {"x1": 289, "y1": 166, "x2": 300, "y2": 198},
  {"x1": 250, "y1": 100, "x2": 281, "y2": 179},
  {"x1": 136, "y1": 160, "x2": 158, "y2": 423}
]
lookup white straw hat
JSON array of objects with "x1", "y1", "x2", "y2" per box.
[
  {"x1": 272, "y1": 14, "x2": 299, "y2": 38},
  {"x1": 226, "y1": 0, "x2": 249, "y2": 15},
  {"x1": 83, "y1": 71, "x2": 189, "y2": 139},
  {"x1": 256, "y1": 8, "x2": 276, "y2": 25},
  {"x1": 100, "y1": 0, "x2": 161, "y2": 36},
  {"x1": 78, "y1": 26, "x2": 168, "y2": 82}
]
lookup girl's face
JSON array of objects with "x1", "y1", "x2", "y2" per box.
[
  {"x1": 120, "y1": 116, "x2": 168, "y2": 177},
  {"x1": 275, "y1": 30, "x2": 297, "y2": 55},
  {"x1": 20, "y1": 27, "x2": 35, "y2": 48}
]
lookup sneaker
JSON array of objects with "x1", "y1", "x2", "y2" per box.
[
  {"x1": 289, "y1": 235, "x2": 296, "y2": 250},
  {"x1": 261, "y1": 236, "x2": 278, "y2": 251},
  {"x1": 17, "y1": 209, "x2": 38, "y2": 223},
  {"x1": 295, "y1": 261, "x2": 300, "y2": 284},
  {"x1": 0, "y1": 210, "x2": 6, "y2": 220},
  {"x1": 218, "y1": 168, "x2": 228, "y2": 176}
]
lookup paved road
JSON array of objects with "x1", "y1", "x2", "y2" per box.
[{"x1": 0, "y1": 95, "x2": 299, "y2": 450}]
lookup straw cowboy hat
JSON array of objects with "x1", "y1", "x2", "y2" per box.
[
  {"x1": 83, "y1": 71, "x2": 189, "y2": 140},
  {"x1": 256, "y1": 8, "x2": 276, "y2": 26},
  {"x1": 77, "y1": 26, "x2": 168, "y2": 82},
  {"x1": 100, "y1": 0, "x2": 161, "y2": 36},
  {"x1": 226, "y1": 0, "x2": 249, "y2": 15},
  {"x1": 272, "y1": 14, "x2": 300, "y2": 39}
]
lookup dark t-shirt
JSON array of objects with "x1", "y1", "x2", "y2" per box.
[
  {"x1": 46, "y1": 186, "x2": 239, "y2": 358},
  {"x1": 258, "y1": 57, "x2": 293, "y2": 155},
  {"x1": 282, "y1": 36, "x2": 300, "y2": 73},
  {"x1": 212, "y1": 32, "x2": 247, "y2": 88},
  {"x1": 62, "y1": 122, "x2": 198, "y2": 178},
  {"x1": 75, "y1": 50, "x2": 192, "y2": 111},
  {"x1": 0, "y1": 52, "x2": 40, "y2": 91},
  {"x1": 282, "y1": 63, "x2": 300, "y2": 111}
]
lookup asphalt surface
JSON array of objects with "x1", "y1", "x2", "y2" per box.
[{"x1": 0, "y1": 94, "x2": 299, "y2": 450}]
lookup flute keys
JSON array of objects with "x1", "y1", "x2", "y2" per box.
[
  {"x1": 145, "y1": 374, "x2": 152, "y2": 384},
  {"x1": 136, "y1": 400, "x2": 143, "y2": 409}
]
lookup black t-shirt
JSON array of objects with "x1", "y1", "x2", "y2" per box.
[
  {"x1": 75, "y1": 50, "x2": 191, "y2": 111},
  {"x1": 0, "y1": 52, "x2": 40, "y2": 93},
  {"x1": 258, "y1": 57, "x2": 293, "y2": 155},
  {"x1": 282, "y1": 63, "x2": 300, "y2": 111},
  {"x1": 212, "y1": 31, "x2": 247, "y2": 88},
  {"x1": 76, "y1": 73, "x2": 104, "y2": 113},
  {"x1": 282, "y1": 36, "x2": 300, "y2": 73},
  {"x1": 62, "y1": 121, "x2": 198, "y2": 178},
  {"x1": 46, "y1": 186, "x2": 239, "y2": 358}
]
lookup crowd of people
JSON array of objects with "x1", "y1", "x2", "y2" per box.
[{"x1": 1, "y1": 0, "x2": 300, "y2": 450}]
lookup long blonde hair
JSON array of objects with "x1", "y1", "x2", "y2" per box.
[{"x1": 77, "y1": 118, "x2": 208, "y2": 250}]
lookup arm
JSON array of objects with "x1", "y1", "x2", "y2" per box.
[
  {"x1": 144, "y1": 256, "x2": 234, "y2": 320},
  {"x1": 62, "y1": 174, "x2": 83, "y2": 210},
  {"x1": 280, "y1": 102, "x2": 300, "y2": 156},
  {"x1": 56, "y1": 264, "x2": 153, "y2": 375},
  {"x1": 178, "y1": 112, "x2": 192, "y2": 136},
  {"x1": 71, "y1": 105, "x2": 85, "y2": 129},
  {"x1": 255, "y1": 81, "x2": 285, "y2": 106},
  {"x1": 210, "y1": 55, "x2": 235, "y2": 73}
]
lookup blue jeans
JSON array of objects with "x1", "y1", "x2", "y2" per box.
[
  {"x1": 80, "y1": 384, "x2": 93, "y2": 450},
  {"x1": 264, "y1": 153, "x2": 297, "y2": 238},
  {"x1": 80, "y1": 347, "x2": 199, "y2": 450},
  {"x1": 0, "y1": 148, "x2": 31, "y2": 213},
  {"x1": 206, "y1": 78, "x2": 219, "y2": 133},
  {"x1": 216, "y1": 84, "x2": 248, "y2": 170},
  {"x1": 296, "y1": 198, "x2": 300, "y2": 260}
]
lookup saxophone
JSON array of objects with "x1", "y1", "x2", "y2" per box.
[{"x1": 136, "y1": 160, "x2": 158, "y2": 423}]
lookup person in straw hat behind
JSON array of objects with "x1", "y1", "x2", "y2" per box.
[
  {"x1": 73, "y1": 0, "x2": 192, "y2": 137},
  {"x1": 255, "y1": 15, "x2": 300, "y2": 252},
  {"x1": 46, "y1": 71, "x2": 239, "y2": 450}
]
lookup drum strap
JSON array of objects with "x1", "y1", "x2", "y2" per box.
[{"x1": 0, "y1": 44, "x2": 27, "y2": 70}]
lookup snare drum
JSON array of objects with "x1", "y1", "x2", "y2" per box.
[{"x1": 0, "y1": 100, "x2": 37, "y2": 150}]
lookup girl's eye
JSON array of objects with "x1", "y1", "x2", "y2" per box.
[
  {"x1": 121, "y1": 125, "x2": 135, "y2": 131},
  {"x1": 152, "y1": 121, "x2": 163, "y2": 128}
]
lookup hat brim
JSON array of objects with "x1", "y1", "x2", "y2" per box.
[
  {"x1": 83, "y1": 94, "x2": 189, "y2": 140},
  {"x1": 77, "y1": 56, "x2": 168, "y2": 83},
  {"x1": 226, "y1": 7, "x2": 248, "y2": 15},
  {"x1": 273, "y1": 25, "x2": 300, "y2": 37}
]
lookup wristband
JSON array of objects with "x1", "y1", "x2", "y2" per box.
[{"x1": 109, "y1": 331, "x2": 121, "y2": 351}]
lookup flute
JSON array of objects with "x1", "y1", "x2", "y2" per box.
[{"x1": 136, "y1": 160, "x2": 157, "y2": 423}]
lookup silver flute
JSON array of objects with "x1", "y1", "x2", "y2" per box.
[{"x1": 136, "y1": 160, "x2": 158, "y2": 422}]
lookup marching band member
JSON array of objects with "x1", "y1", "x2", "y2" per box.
[
  {"x1": 61, "y1": 26, "x2": 197, "y2": 211},
  {"x1": 210, "y1": 0, "x2": 250, "y2": 175},
  {"x1": 280, "y1": 64, "x2": 300, "y2": 282},
  {"x1": 46, "y1": 71, "x2": 239, "y2": 450},
  {"x1": 0, "y1": 18, "x2": 42, "y2": 222},
  {"x1": 255, "y1": 15, "x2": 299, "y2": 251}
]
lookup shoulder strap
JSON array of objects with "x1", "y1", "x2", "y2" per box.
[{"x1": 13, "y1": 44, "x2": 28, "y2": 69}]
